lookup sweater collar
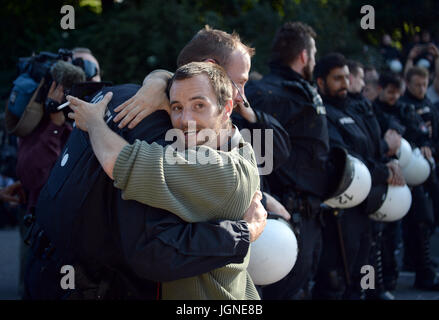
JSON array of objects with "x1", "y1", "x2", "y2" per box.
[{"x1": 218, "y1": 125, "x2": 242, "y2": 152}]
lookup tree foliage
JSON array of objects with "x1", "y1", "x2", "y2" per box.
[{"x1": 1, "y1": 0, "x2": 437, "y2": 100}]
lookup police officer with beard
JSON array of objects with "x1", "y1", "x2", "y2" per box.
[
  {"x1": 312, "y1": 53, "x2": 398, "y2": 299},
  {"x1": 246, "y1": 22, "x2": 333, "y2": 300}
]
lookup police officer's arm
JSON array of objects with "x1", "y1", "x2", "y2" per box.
[
  {"x1": 400, "y1": 105, "x2": 431, "y2": 148},
  {"x1": 237, "y1": 108, "x2": 292, "y2": 170},
  {"x1": 112, "y1": 70, "x2": 173, "y2": 129},
  {"x1": 120, "y1": 192, "x2": 266, "y2": 281},
  {"x1": 328, "y1": 119, "x2": 391, "y2": 185},
  {"x1": 327, "y1": 119, "x2": 366, "y2": 164}
]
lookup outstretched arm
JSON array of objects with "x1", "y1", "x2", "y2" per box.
[{"x1": 67, "y1": 92, "x2": 127, "y2": 179}]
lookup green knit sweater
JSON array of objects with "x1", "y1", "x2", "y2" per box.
[{"x1": 113, "y1": 135, "x2": 260, "y2": 300}]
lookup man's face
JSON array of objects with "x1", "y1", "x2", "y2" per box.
[
  {"x1": 379, "y1": 84, "x2": 402, "y2": 106},
  {"x1": 349, "y1": 67, "x2": 365, "y2": 94},
  {"x1": 72, "y1": 52, "x2": 101, "y2": 82},
  {"x1": 303, "y1": 37, "x2": 316, "y2": 81},
  {"x1": 224, "y1": 46, "x2": 251, "y2": 107},
  {"x1": 169, "y1": 74, "x2": 230, "y2": 148},
  {"x1": 362, "y1": 83, "x2": 378, "y2": 102},
  {"x1": 321, "y1": 66, "x2": 350, "y2": 99},
  {"x1": 407, "y1": 75, "x2": 428, "y2": 100}
]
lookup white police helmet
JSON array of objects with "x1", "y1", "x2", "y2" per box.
[
  {"x1": 369, "y1": 184, "x2": 412, "y2": 222},
  {"x1": 324, "y1": 149, "x2": 372, "y2": 209},
  {"x1": 402, "y1": 148, "x2": 431, "y2": 186},
  {"x1": 248, "y1": 214, "x2": 298, "y2": 286},
  {"x1": 396, "y1": 138, "x2": 412, "y2": 168}
]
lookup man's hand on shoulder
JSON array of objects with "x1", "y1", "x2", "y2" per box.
[
  {"x1": 243, "y1": 191, "x2": 267, "y2": 242},
  {"x1": 113, "y1": 70, "x2": 173, "y2": 129}
]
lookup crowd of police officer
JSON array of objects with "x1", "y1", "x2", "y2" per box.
[{"x1": 246, "y1": 22, "x2": 439, "y2": 300}]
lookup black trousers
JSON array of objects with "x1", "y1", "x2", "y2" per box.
[
  {"x1": 313, "y1": 207, "x2": 371, "y2": 299},
  {"x1": 402, "y1": 185, "x2": 435, "y2": 271},
  {"x1": 262, "y1": 216, "x2": 322, "y2": 300}
]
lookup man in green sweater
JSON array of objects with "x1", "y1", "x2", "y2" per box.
[{"x1": 67, "y1": 62, "x2": 261, "y2": 299}]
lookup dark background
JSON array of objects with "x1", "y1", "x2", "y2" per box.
[{"x1": 1, "y1": 0, "x2": 438, "y2": 104}]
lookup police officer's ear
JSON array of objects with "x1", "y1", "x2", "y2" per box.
[
  {"x1": 299, "y1": 49, "x2": 309, "y2": 66},
  {"x1": 316, "y1": 77, "x2": 325, "y2": 93}
]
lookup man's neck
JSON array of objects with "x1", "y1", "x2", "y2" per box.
[
  {"x1": 290, "y1": 61, "x2": 304, "y2": 79},
  {"x1": 377, "y1": 97, "x2": 396, "y2": 109},
  {"x1": 405, "y1": 89, "x2": 424, "y2": 102},
  {"x1": 322, "y1": 93, "x2": 348, "y2": 109}
]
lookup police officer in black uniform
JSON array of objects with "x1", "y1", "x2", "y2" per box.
[
  {"x1": 312, "y1": 53, "x2": 396, "y2": 299},
  {"x1": 24, "y1": 84, "x2": 266, "y2": 299},
  {"x1": 246, "y1": 22, "x2": 333, "y2": 300},
  {"x1": 373, "y1": 72, "x2": 428, "y2": 292},
  {"x1": 398, "y1": 66, "x2": 439, "y2": 290},
  {"x1": 347, "y1": 61, "x2": 403, "y2": 300}
]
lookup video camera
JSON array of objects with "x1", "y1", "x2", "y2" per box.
[
  {"x1": 16, "y1": 49, "x2": 77, "y2": 108},
  {"x1": 17, "y1": 49, "x2": 73, "y2": 82},
  {"x1": 6, "y1": 49, "x2": 86, "y2": 136}
]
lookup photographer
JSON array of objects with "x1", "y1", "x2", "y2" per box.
[{"x1": 15, "y1": 79, "x2": 76, "y2": 215}]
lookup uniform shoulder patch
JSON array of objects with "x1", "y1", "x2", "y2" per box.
[{"x1": 339, "y1": 117, "x2": 355, "y2": 125}]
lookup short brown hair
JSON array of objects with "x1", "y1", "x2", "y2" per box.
[
  {"x1": 177, "y1": 26, "x2": 255, "y2": 68},
  {"x1": 347, "y1": 60, "x2": 364, "y2": 76},
  {"x1": 406, "y1": 66, "x2": 429, "y2": 82},
  {"x1": 167, "y1": 62, "x2": 233, "y2": 111},
  {"x1": 271, "y1": 21, "x2": 316, "y2": 66}
]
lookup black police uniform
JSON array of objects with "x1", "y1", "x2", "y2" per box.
[
  {"x1": 24, "y1": 84, "x2": 252, "y2": 299},
  {"x1": 400, "y1": 91, "x2": 439, "y2": 223},
  {"x1": 374, "y1": 98, "x2": 430, "y2": 290},
  {"x1": 397, "y1": 91, "x2": 439, "y2": 289},
  {"x1": 246, "y1": 63, "x2": 331, "y2": 299},
  {"x1": 349, "y1": 93, "x2": 395, "y2": 299},
  {"x1": 232, "y1": 109, "x2": 291, "y2": 193},
  {"x1": 312, "y1": 94, "x2": 390, "y2": 299}
]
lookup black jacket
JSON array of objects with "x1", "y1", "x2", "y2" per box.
[
  {"x1": 232, "y1": 108, "x2": 291, "y2": 193},
  {"x1": 374, "y1": 98, "x2": 431, "y2": 149},
  {"x1": 349, "y1": 93, "x2": 390, "y2": 164},
  {"x1": 31, "y1": 84, "x2": 250, "y2": 299},
  {"x1": 400, "y1": 90, "x2": 439, "y2": 154},
  {"x1": 246, "y1": 63, "x2": 331, "y2": 202},
  {"x1": 323, "y1": 95, "x2": 389, "y2": 188}
]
